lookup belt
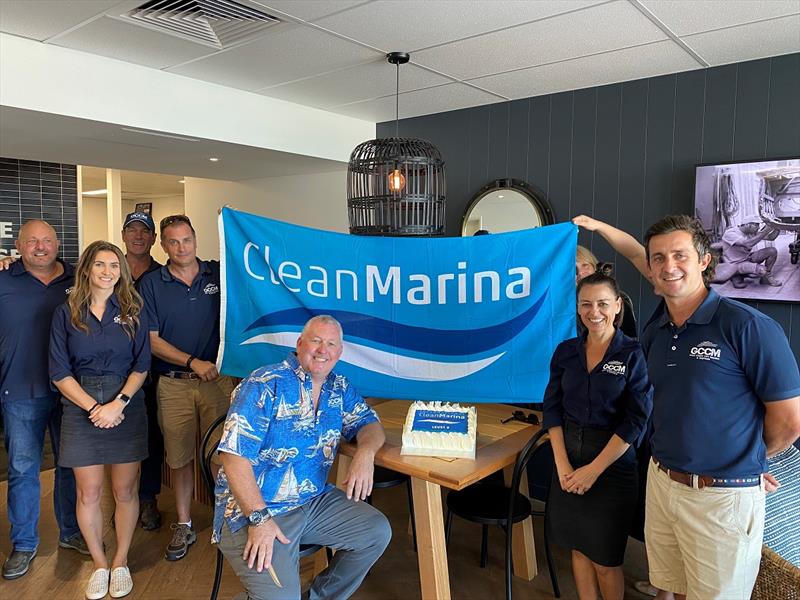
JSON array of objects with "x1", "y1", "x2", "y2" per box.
[
  {"x1": 654, "y1": 459, "x2": 761, "y2": 489},
  {"x1": 163, "y1": 371, "x2": 200, "y2": 380}
]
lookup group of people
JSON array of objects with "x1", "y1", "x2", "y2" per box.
[
  {"x1": 1, "y1": 209, "x2": 798, "y2": 600},
  {"x1": 544, "y1": 213, "x2": 800, "y2": 600}
]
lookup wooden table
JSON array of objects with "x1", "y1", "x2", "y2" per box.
[{"x1": 336, "y1": 401, "x2": 542, "y2": 600}]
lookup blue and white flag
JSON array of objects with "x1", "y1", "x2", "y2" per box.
[{"x1": 218, "y1": 208, "x2": 576, "y2": 404}]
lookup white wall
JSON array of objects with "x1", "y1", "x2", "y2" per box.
[
  {"x1": 184, "y1": 169, "x2": 348, "y2": 260},
  {"x1": 81, "y1": 196, "x2": 106, "y2": 251}
]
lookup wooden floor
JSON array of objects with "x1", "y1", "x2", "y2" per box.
[{"x1": 0, "y1": 469, "x2": 654, "y2": 599}]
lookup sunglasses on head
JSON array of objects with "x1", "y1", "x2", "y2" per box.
[
  {"x1": 501, "y1": 411, "x2": 540, "y2": 426},
  {"x1": 160, "y1": 214, "x2": 192, "y2": 230}
]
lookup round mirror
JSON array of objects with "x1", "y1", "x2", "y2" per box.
[{"x1": 461, "y1": 179, "x2": 554, "y2": 236}]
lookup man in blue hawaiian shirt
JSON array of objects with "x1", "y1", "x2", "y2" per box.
[{"x1": 213, "y1": 315, "x2": 391, "y2": 599}]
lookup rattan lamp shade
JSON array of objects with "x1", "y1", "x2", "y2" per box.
[{"x1": 347, "y1": 137, "x2": 446, "y2": 236}]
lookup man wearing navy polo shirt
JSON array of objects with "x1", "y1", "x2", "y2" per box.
[
  {"x1": 0, "y1": 220, "x2": 84, "y2": 579},
  {"x1": 138, "y1": 214, "x2": 235, "y2": 562},
  {"x1": 122, "y1": 211, "x2": 164, "y2": 531},
  {"x1": 639, "y1": 215, "x2": 800, "y2": 599}
]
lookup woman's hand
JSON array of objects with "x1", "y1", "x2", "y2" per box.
[
  {"x1": 564, "y1": 464, "x2": 601, "y2": 495},
  {"x1": 90, "y1": 400, "x2": 125, "y2": 428},
  {"x1": 555, "y1": 461, "x2": 575, "y2": 492}
]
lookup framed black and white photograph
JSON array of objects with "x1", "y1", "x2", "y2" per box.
[{"x1": 694, "y1": 157, "x2": 800, "y2": 303}]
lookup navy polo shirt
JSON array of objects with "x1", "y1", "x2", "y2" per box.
[
  {"x1": 542, "y1": 328, "x2": 653, "y2": 445},
  {"x1": 49, "y1": 294, "x2": 151, "y2": 381},
  {"x1": 0, "y1": 259, "x2": 74, "y2": 401},
  {"x1": 640, "y1": 288, "x2": 800, "y2": 478},
  {"x1": 132, "y1": 257, "x2": 162, "y2": 288},
  {"x1": 138, "y1": 259, "x2": 221, "y2": 374}
]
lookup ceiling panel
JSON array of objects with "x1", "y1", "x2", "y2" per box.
[
  {"x1": 470, "y1": 40, "x2": 699, "y2": 99},
  {"x1": 641, "y1": 0, "x2": 800, "y2": 36},
  {"x1": 329, "y1": 82, "x2": 504, "y2": 122},
  {"x1": 254, "y1": 1, "x2": 369, "y2": 22},
  {"x1": 413, "y1": 0, "x2": 668, "y2": 80},
  {"x1": 168, "y1": 25, "x2": 381, "y2": 91},
  {"x1": 258, "y1": 59, "x2": 452, "y2": 108},
  {"x1": 49, "y1": 15, "x2": 215, "y2": 69},
  {"x1": 0, "y1": 0, "x2": 118, "y2": 41},
  {"x1": 313, "y1": 0, "x2": 604, "y2": 52},
  {"x1": 682, "y1": 14, "x2": 800, "y2": 65}
]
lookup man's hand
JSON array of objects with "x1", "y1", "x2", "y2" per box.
[
  {"x1": 243, "y1": 519, "x2": 290, "y2": 572},
  {"x1": 764, "y1": 473, "x2": 781, "y2": 493},
  {"x1": 572, "y1": 214, "x2": 601, "y2": 231},
  {"x1": 191, "y1": 358, "x2": 219, "y2": 382},
  {"x1": 0, "y1": 256, "x2": 18, "y2": 270},
  {"x1": 341, "y1": 448, "x2": 376, "y2": 501}
]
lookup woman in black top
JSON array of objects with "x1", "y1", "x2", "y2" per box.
[{"x1": 543, "y1": 272, "x2": 652, "y2": 600}]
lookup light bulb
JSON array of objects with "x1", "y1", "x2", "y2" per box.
[{"x1": 388, "y1": 169, "x2": 405, "y2": 192}]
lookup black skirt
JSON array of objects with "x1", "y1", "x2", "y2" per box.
[
  {"x1": 546, "y1": 420, "x2": 637, "y2": 567},
  {"x1": 59, "y1": 374, "x2": 148, "y2": 468}
]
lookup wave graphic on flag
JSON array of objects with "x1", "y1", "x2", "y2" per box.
[{"x1": 239, "y1": 289, "x2": 548, "y2": 381}]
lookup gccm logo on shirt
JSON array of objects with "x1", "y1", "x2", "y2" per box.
[
  {"x1": 601, "y1": 360, "x2": 626, "y2": 376},
  {"x1": 689, "y1": 341, "x2": 721, "y2": 361},
  {"x1": 203, "y1": 283, "x2": 219, "y2": 295}
]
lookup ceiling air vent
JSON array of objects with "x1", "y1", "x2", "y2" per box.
[{"x1": 122, "y1": 0, "x2": 281, "y2": 49}]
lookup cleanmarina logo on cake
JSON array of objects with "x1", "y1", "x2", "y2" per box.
[{"x1": 217, "y1": 208, "x2": 577, "y2": 404}]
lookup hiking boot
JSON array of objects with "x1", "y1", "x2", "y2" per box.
[
  {"x1": 165, "y1": 523, "x2": 196, "y2": 561},
  {"x1": 2, "y1": 549, "x2": 36, "y2": 580},
  {"x1": 59, "y1": 532, "x2": 91, "y2": 555},
  {"x1": 731, "y1": 274, "x2": 748, "y2": 289},
  {"x1": 760, "y1": 272, "x2": 782, "y2": 286},
  {"x1": 140, "y1": 500, "x2": 162, "y2": 531}
]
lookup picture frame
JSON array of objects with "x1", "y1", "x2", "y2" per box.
[
  {"x1": 693, "y1": 157, "x2": 800, "y2": 303},
  {"x1": 134, "y1": 202, "x2": 152, "y2": 214}
]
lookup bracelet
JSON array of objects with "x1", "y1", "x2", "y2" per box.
[
  {"x1": 87, "y1": 402, "x2": 100, "y2": 415},
  {"x1": 186, "y1": 355, "x2": 196, "y2": 368}
]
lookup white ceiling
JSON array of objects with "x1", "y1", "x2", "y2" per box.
[{"x1": 1, "y1": 0, "x2": 798, "y2": 123}]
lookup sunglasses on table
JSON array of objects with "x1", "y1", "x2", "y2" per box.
[{"x1": 501, "y1": 411, "x2": 540, "y2": 426}]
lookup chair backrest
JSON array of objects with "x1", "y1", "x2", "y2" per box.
[
  {"x1": 526, "y1": 439, "x2": 555, "y2": 503},
  {"x1": 508, "y1": 428, "x2": 549, "y2": 517},
  {"x1": 200, "y1": 413, "x2": 228, "y2": 498},
  {"x1": 751, "y1": 545, "x2": 800, "y2": 600}
]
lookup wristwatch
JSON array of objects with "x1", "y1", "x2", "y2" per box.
[
  {"x1": 116, "y1": 393, "x2": 131, "y2": 407},
  {"x1": 247, "y1": 507, "x2": 271, "y2": 527}
]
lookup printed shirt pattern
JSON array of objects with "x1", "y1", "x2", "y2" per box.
[{"x1": 212, "y1": 353, "x2": 379, "y2": 542}]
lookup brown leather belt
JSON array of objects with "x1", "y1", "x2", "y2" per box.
[
  {"x1": 653, "y1": 459, "x2": 761, "y2": 489},
  {"x1": 164, "y1": 371, "x2": 199, "y2": 380}
]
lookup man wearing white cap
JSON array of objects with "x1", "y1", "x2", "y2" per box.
[{"x1": 721, "y1": 214, "x2": 782, "y2": 288}]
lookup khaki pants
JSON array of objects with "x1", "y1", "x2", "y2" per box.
[
  {"x1": 645, "y1": 459, "x2": 764, "y2": 599},
  {"x1": 157, "y1": 375, "x2": 235, "y2": 469}
]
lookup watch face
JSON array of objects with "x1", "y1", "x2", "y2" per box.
[{"x1": 249, "y1": 511, "x2": 264, "y2": 526}]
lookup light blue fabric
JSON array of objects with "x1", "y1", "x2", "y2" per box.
[
  {"x1": 217, "y1": 207, "x2": 577, "y2": 404},
  {"x1": 765, "y1": 445, "x2": 800, "y2": 567},
  {"x1": 212, "y1": 353, "x2": 378, "y2": 543}
]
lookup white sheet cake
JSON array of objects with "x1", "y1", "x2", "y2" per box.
[{"x1": 400, "y1": 401, "x2": 477, "y2": 460}]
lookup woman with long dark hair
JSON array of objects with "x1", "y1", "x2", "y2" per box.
[
  {"x1": 543, "y1": 272, "x2": 652, "y2": 600},
  {"x1": 49, "y1": 240, "x2": 150, "y2": 599}
]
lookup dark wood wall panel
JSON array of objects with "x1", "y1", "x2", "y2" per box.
[{"x1": 378, "y1": 53, "x2": 800, "y2": 360}]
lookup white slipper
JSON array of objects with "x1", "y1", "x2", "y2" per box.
[
  {"x1": 109, "y1": 566, "x2": 133, "y2": 599},
  {"x1": 86, "y1": 567, "x2": 109, "y2": 600}
]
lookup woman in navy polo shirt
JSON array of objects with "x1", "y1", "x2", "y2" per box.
[
  {"x1": 543, "y1": 272, "x2": 652, "y2": 600},
  {"x1": 49, "y1": 240, "x2": 150, "y2": 600}
]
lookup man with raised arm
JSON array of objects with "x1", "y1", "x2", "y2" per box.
[
  {"x1": 0, "y1": 220, "x2": 85, "y2": 579},
  {"x1": 573, "y1": 214, "x2": 800, "y2": 600},
  {"x1": 213, "y1": 315, "x2": 391, "y2": 600}
]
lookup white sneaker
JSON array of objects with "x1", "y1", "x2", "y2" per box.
[
  {"x1": 109, "y1": 566, "x2": 133, "y2": 599},
  {"x1": 86, "y1": 567, "x2": 109, "y2": 600}
]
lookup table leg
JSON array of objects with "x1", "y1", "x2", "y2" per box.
[
  {"x1": 504, "y1": 466, "x2": 538, "y2": 580},
  {"x1": 411, "y1": 477, "x2": 451, "y2": 600}
]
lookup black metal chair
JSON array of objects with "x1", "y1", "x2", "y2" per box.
[
  {"x1": 525, "y1": 438, "x2": 560, "y2": 598},
  {"x1": 200, "y1": 414, "x2": 325, "y2": 600},
  {"x1": 366, "y1": 466, "x2": 417, "y2": 551},
  {"x1": 444, "y1": 428, "x2": 559, "y2": 600}
]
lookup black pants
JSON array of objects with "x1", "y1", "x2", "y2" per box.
[{"x1": 138, "y1": 375, "x2": 163, "y2": 502}]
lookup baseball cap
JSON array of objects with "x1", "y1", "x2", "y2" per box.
[{"x1": 123, "y1": 211, "x2": 156, "y2": 232}]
